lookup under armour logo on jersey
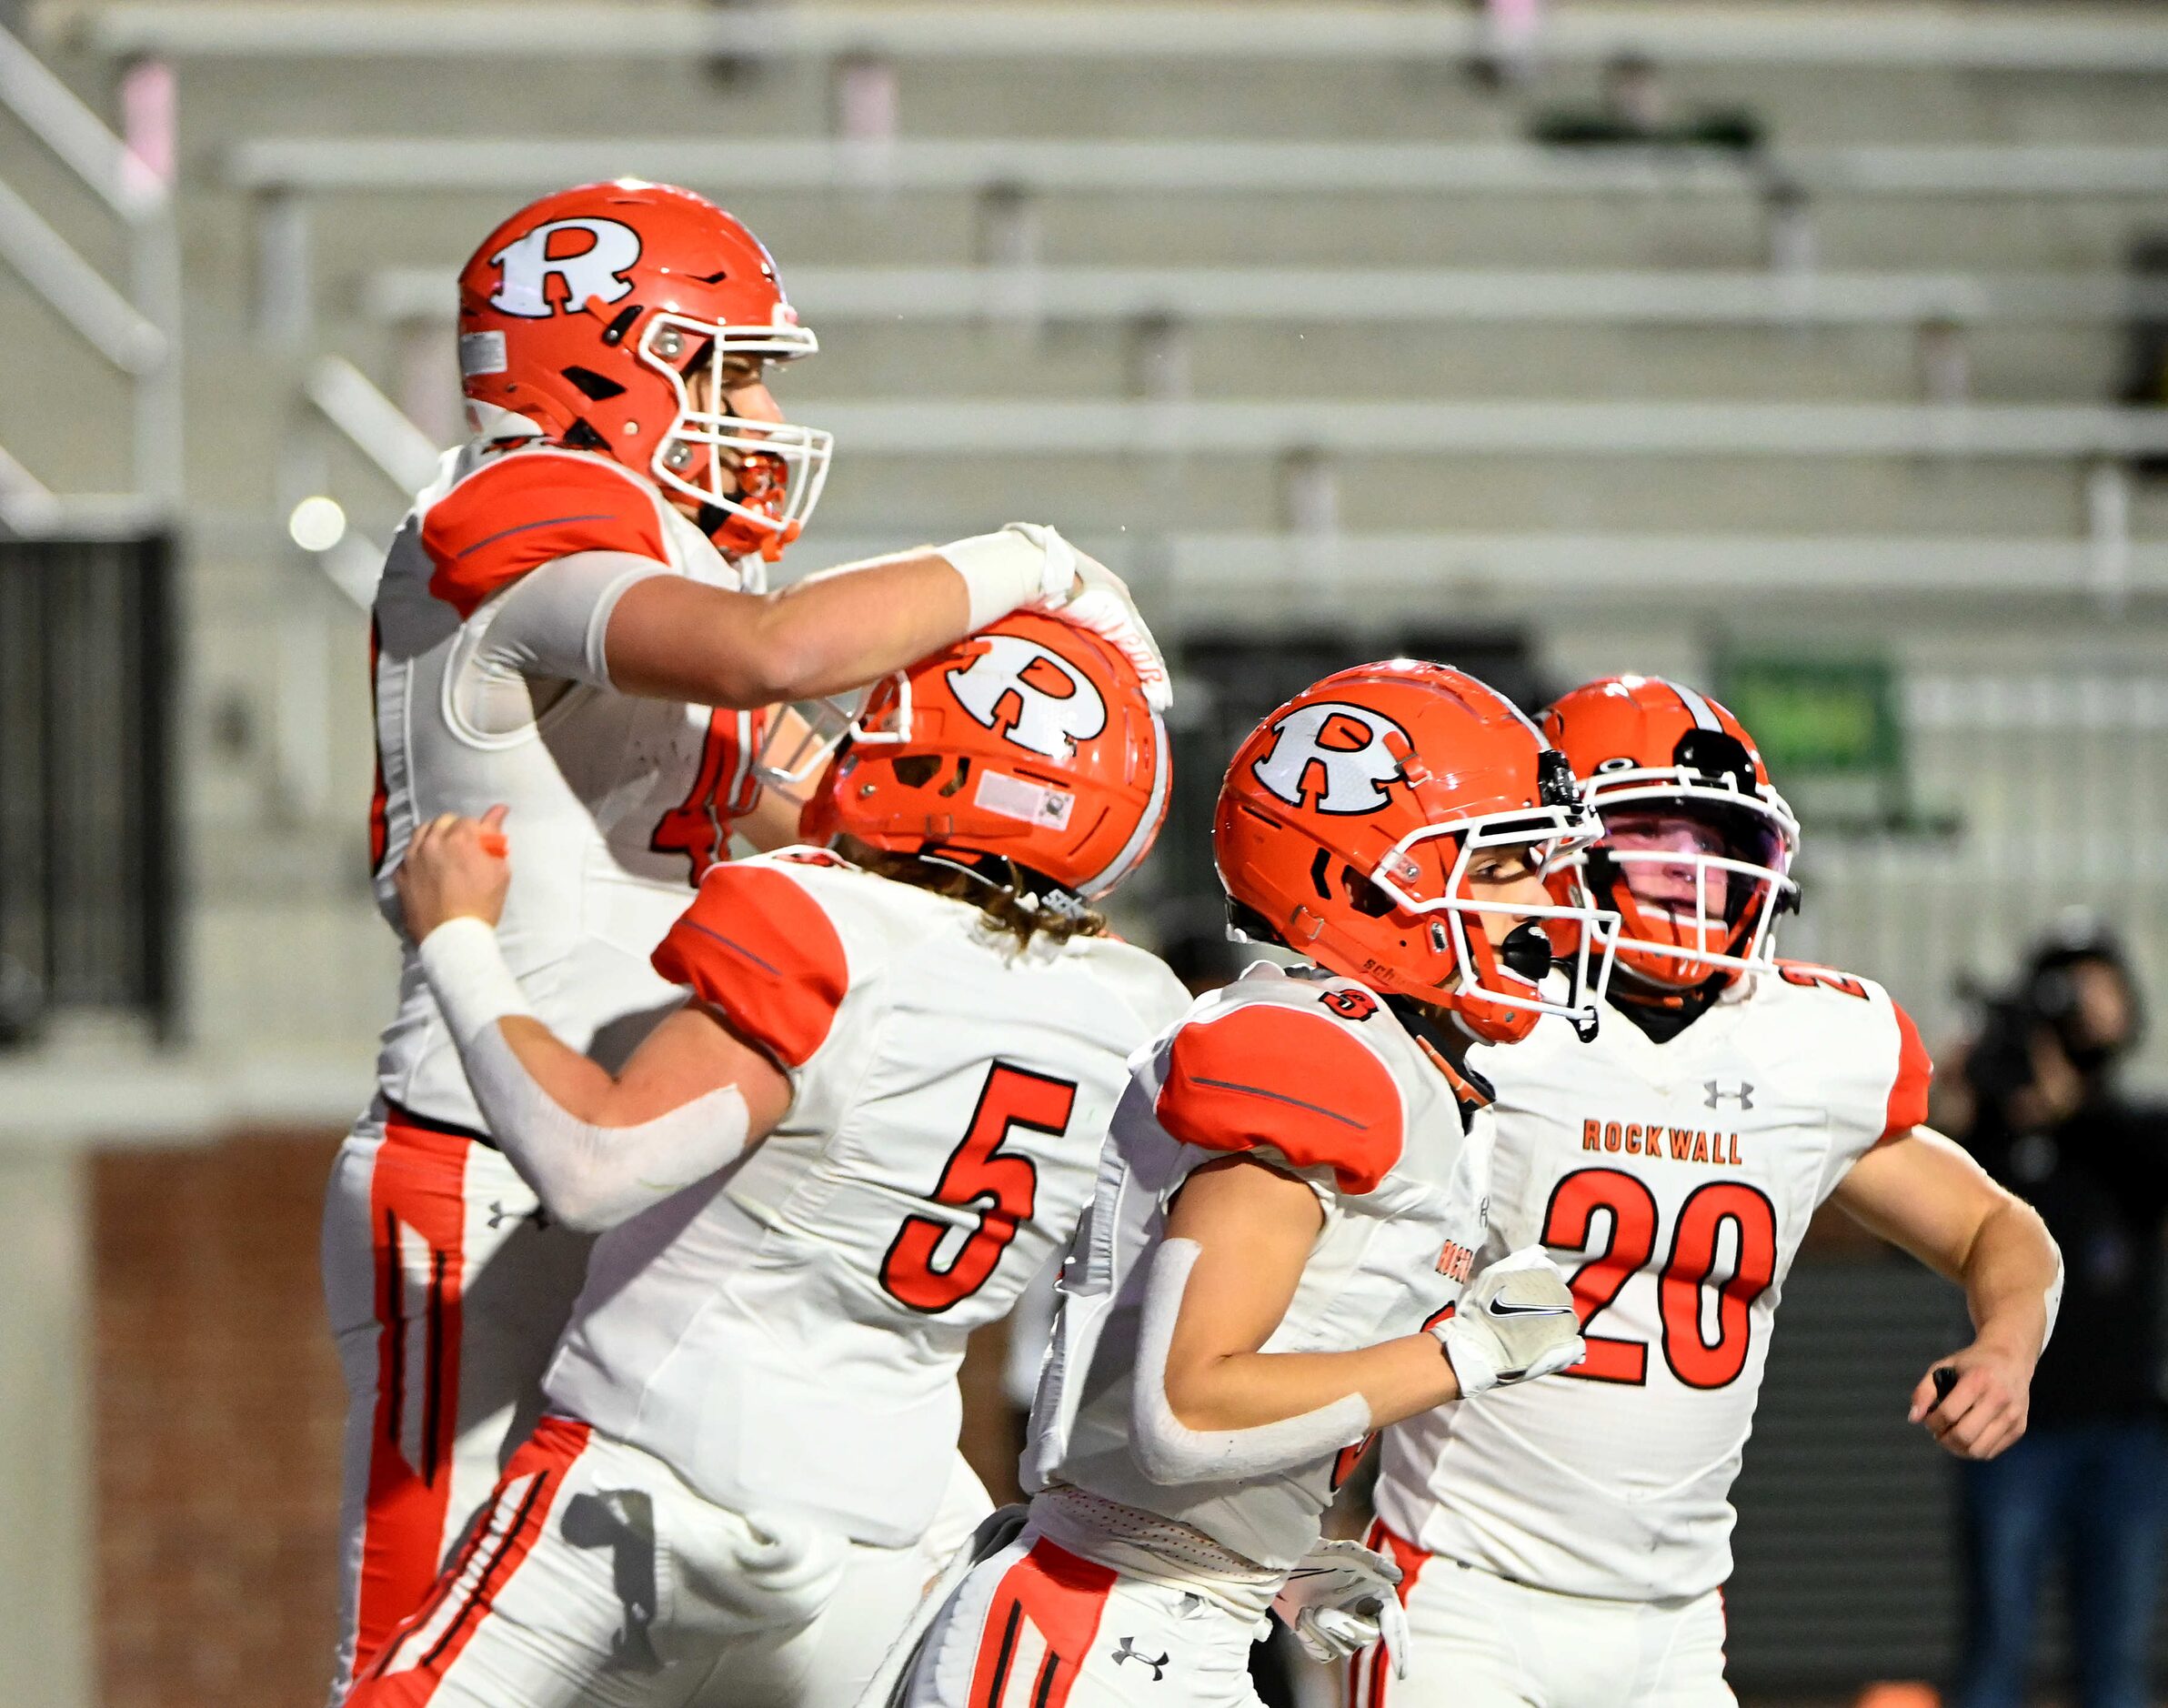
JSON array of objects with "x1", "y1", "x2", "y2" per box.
[
  {"x1": 1704, "y1": 1078, "x2": 1755, "y2": 1110},
  {"x1": 486, "y1": 1200, "x2": 547, "y2": 1231},
  {"x1": 488, "y1": 216, "x2": 642, "y2": 318},
  {"x1": 1250, "y1": 701, "x2": 1407, "y2": 814},
  {"x1": 1109, "y1": 1637, "x2": 1169, "y2": 1682},
  {"x1": 946, "y1": 634, "x2": 1108, "y2": 759}
]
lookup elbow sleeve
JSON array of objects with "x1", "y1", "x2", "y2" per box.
[{"x1": 1127, "y1": 1238, "x2": 1370, "y2": 1486}]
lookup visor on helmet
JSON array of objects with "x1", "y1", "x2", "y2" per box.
[{"x1": 1564, "y1": 762, "x2": 1800, "y2": 985}]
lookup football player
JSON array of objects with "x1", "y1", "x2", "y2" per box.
[
  {"x1": 1364, "y1": 675, "x2": 2064, "y2": 1708},
  {"x1": 326, "y1": 178, "x2": 1167, "y2": 1696},
  {"x1": 346, "y1": 610, "x2": 1186, "y2": 1707},
  {"x1": 884, "y1": 663, "x2": 1615, "y2": 1708}
]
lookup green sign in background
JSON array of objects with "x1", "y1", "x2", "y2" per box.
[{"x1": 1714, "y1": 656, "x2": 1912, "y2": 829}]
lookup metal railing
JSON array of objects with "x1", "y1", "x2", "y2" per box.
[
  {"x1": 365, "y1": 262, "x2": 2168, "y2": 331},
  {"x1": 0, "y1": 24, "x2": 180, "y2": 527},
  {"x1": 229, "y1": 136, "x2": 2168, "y2": 203},
  {"x1": 719, "y1": 397, "x2": 2168, "y2": 459},
  {"x1": 66, "y1": 3, "x2": 2168, "y2": 73}
]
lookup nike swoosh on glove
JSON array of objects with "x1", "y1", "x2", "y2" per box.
[
  {"x1": 1270, "y1": 1537, "x2": 1410, "y2": 1675},
  {"x1": 1434, "y1": 1245, "x2": 1586, "y2": 1398}
]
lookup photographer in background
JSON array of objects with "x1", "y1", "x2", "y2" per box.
[{"x1": 1935, "y1": 913, "x2": 2168, "y2": 1708}]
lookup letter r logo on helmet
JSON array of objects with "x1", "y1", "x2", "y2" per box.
[
  {"x1": 946, "y1": 634, "x2": 1109, "y2": 760},
  {"x1": 1250, "y1": 702, "x2": 1406, "y2": 814},
  {"x1": 487, "y1": 217, "x2": 643, "y2": 319}
]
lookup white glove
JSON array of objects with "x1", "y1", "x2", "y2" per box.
[
  {"x1": 1052, "y1": 559, "x2": 1173, "y2": 713},
  {"x1": 1270, "y1": 1538, "x2": 1410, "y2": 1674},
  {"x1": 1434, "y1": 1245, "x2": 1585, "y2": 1397},
  {"x1": 937, "y1": 523, "x2": 1171, "y2": 712}
]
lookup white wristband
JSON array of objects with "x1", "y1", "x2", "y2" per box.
[
  {"x1": 940, "y1": 523, "x2": 1074, "y2": 629},
  {"x1": 417, "y1": 915, "x2": 535, "y2": 1045}
]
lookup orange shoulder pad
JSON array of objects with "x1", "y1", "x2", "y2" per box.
[
  {"x1": 422, "y1": 453, "x2": 669, "y2": 618},
  {"x1": 1155, "y1": 1000, "x2": 1405, "y2": 1195},
  {"x1": 651, "y1": 864, "x2": 848, "y2": 1070}
]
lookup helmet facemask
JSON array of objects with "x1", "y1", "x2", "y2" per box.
[
  {"x1": 1563, "y1": 751, "x2": 1800, "y2": 993},
  {"x1": 755, "y1": 672, "x2": 911, "y2": 793},
  {"x1": 637, "y1": 312, "x2": 832, "y2": 563},
  {"x1": 1367, "y1": 798, "x2": 1621, "y2": 1043}
]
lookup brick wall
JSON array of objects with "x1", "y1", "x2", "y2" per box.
[
  {"x1": 87, "y1": 1130, "x2": 1025, "y2": 1706},
  {"x1": 94, "y1": 1132, "x2": 346, "y2": 1708}
]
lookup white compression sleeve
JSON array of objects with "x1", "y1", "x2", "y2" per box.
[
  {"x1": 417, "y1": 916, "x2": 534, "y2": 1040},
  {"x1": 418, "y1": 919, "x2": 753, "y2": 1233},
  {"x1": 487, "y1": 550, "x2": 668, "y2": 688},
  {"x1": 1128, "y1": 1238, "x2": 1371, "y2": 1485}
]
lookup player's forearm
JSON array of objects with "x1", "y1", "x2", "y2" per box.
[
  {"x1": 417, "y1": 920, "x2": 758, "y2": 1231},
  {"x1": 606, "y1": 550, "x2": 970, "y2": 708},
  {"x1": 737, "y1": 549, "x2": 976, "y2": 700},
  {"x1": 1167, "y1": 1334, "x2": 1462, "y2": 1435},
  {"x1": 1959, "y1": 1194, "x2": 2063, "y2": 1362}
]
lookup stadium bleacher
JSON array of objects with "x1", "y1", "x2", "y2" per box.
[{"x1": 7, "y1": 6, "x2": 2168, "y2": 1704}]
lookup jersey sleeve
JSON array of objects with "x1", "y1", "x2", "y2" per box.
[
  {"x1": 479, "y1": 550, "x2": 668, "y2": 688},
  {"x1": 1153, "y1": 1000, "x2": 1406, "y2": 1195},
  {"x1": 651, "y1": 862, "x2": 850, "y2": 1077},
  {"x1": 422, "y1": 452, "x2": 669, "y2": 618},
  {"x1": 1880, "y1": 999, "x2": 1933, "y2": 1141},
  {"x1": 1802, "y1": 974, "x2": 1939, "y2": 1203}
]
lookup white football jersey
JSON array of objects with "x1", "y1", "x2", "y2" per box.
[
  {"x1": 544, "y1": 850, "x2": 1192, "y2": 1549},
  {"x1": 1023, "y1": 961, "x2": 1492, "y2": 1573},
  {"x1": 369, "y1": 439, "x2": 761, "y2": 1131},
  {"x1": 1376, "y1": 965, "x2": 1932, "y2": 1602}
]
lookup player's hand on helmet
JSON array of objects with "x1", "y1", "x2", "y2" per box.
[
  {"x1": 1912, "y1": 1341, "x2": 2034, "y2": 1462},
  {"x1": 1039, "y1": 537, "x2": 1172, "y2": 715},
  {"x1": 396, "y1": 805, "x2": 511, "y2": 942},
  {"x1": 1270, "y1": 1538, "x2": 1410, "y2": 1674},
  {"x1": 943, "y1": 521, "x2": 1172, "y2": 712},
  {"x1": 1434, "y1": 1245, "x2": 1586, "y2": 1397}
]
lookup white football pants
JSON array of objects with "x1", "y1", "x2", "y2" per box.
[
  {"x1": 323, "y1": 1110, "x2": 595, "y2": 1700},
  {"x1": 898, "y1": 1525, "x2": 1269, "y2": 1708},
  {"x1": 1350, "y1": 1522, "x2": 1736, "y2": 1708},
  {"x1": 346, "y1": 1416, "x2": 991, "y2": 1708}
]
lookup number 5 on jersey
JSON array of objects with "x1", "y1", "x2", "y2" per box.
[{"x1": 880, "y1": 1063, "x2": 1079, "y2": 1313}]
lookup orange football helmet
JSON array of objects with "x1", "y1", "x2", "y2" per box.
[
  {"x1": 799, "y1": 610, "x2": 1169, "y2": 901},
  {"x1": 457, "y1": 179, "x2": 830, "y2": 564},
  {"x1": 1541, "y1": 675, "x2": 1799, "y2": 995},
  {"x1": 1213, "y1": 661, "x2": 1617, "y2": 1042}
]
